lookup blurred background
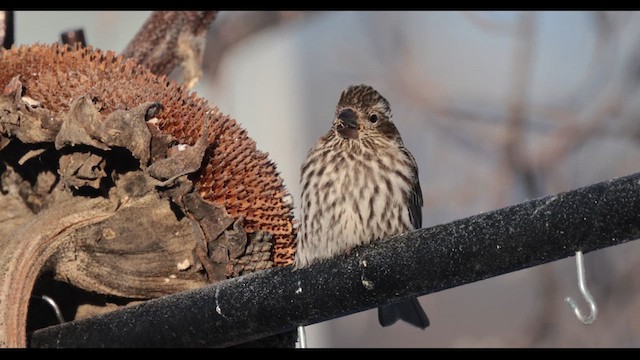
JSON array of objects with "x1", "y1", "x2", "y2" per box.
[{"x1": 13, "y1": 10, "x2": 640, "y2": 347}]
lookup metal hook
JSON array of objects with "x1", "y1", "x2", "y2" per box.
[
  {"x1": 297, "y1": 325, "x2": 307, "y2": 348},
  {"x1": 564, "y1": 250, "x2": 598, "y2": 325},
  {"x1": 31, "y1": 295, "x2": 65, "y2": 324}
]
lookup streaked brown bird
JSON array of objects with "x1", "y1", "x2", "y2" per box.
[{"x1": 294, "y1": 84, "x2": 429, "y2": 330}]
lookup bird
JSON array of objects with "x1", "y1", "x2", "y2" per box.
[{"x1": 294, "y1": 84, "x2": 429, "y2": 330}]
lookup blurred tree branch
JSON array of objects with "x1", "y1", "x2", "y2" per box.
[
  {"x1": 503, "y1": 11, "x2": 539, "y2": 199},
  {"x1": 462, "y1": 11, "x2": 516, "y2": 35},
  {"x1": 122, "y1": 11, "x2": 218, "y2": 88},
  {"x1": 201, "y1": 11, "x2": 320, "y2": 79}
]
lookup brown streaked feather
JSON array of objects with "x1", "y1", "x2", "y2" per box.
[{"x1": 403, "y1": 147, "x2": 423, "y2": 229}]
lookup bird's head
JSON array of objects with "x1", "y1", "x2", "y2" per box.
[{"x1": 332, "y1": 84, "x2": 400, "y2": 143}]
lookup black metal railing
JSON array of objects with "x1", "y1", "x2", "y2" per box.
[{"x1": 28, "y1": 171, "x2": 640, "y2": 347}]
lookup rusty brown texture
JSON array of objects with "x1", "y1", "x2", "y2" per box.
[
  {"x1": 0, "y1": 43, "x2": 297, "y2": 347},
  {"x1": 0, "y1": 44, "x2": 296, "y2": 267}
]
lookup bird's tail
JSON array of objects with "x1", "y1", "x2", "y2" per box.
[{"x1": 378, "y1": 297, "x2": 429, "y2": 330}]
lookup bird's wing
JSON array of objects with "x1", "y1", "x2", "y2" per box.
[{"x1": 403, "y1": 147, "x2": 423, "y2": 230}]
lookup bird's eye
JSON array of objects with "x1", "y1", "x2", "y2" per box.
[{"x1": 369, "y1": 114, "x2": 378, "y2": 123}]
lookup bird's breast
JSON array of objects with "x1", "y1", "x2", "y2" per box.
[{"x1": 296, "y1": 142, "x2": 415, "y2": 268}]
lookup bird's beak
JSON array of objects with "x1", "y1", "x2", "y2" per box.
[
  {"x1": 335, "y1": 108, "x2": 359, "y2": 139},
  {"x1": 337, "y1": 109, "x2": 358, "y2": 128}
]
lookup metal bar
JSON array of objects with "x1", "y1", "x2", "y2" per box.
[
  {"x1": 29, "y1": 171, "x2": 640, "y2": 348},
  {"x1": 1, "y1": 11, "x2": 14, "y2": 49}
]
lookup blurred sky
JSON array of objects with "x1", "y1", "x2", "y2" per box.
[{"x1": 13, "y1": 10, "x2": 640, "y2": 348}]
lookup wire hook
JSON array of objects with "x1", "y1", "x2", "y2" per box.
[
  {"x1": 297, "y1": 325, "x2": 307, "y2": 348},
  {"x1": 31, "y1": 295, "x2": 65, "y2": 324},
  {"x1": 564, "y1": 250, "x2": 598, "y2": 325}
]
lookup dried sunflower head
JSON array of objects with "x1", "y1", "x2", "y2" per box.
[{"x1": 0, "y1": 43, "x2": 297, "y2": 266}]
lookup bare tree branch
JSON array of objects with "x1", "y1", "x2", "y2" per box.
[
  {"x1": 532, "y1": 97, "x2": 623, "y2": 172},
  {"x1": 502, "y1": 12, "x2": 539, "y2": 199},
  {"x1": 122, "y1": 11, "x2": 218, "y2": 88},
  {"x1": 523, "y1": 264, "x2": 562, "y2": 346},
  {"x1": 461, "y1": 11, "x2": 517, "y2": 35},
  {"x1": 201, "y1": 11, "x2": 317, "y2": 79}
]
